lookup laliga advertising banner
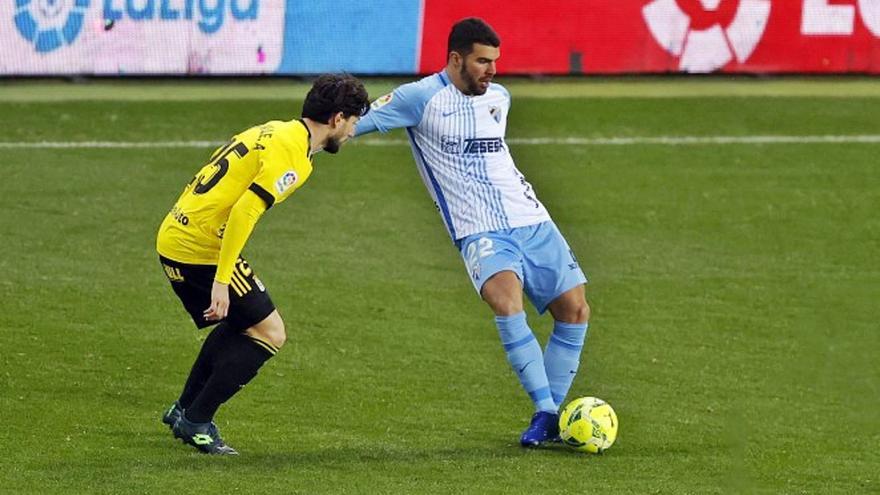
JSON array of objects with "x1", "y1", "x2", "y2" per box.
[
  {"x1": 1, "y1": 0, "x2": 421, "y2": 75},
  {"x1": 3, "y1": 0, "x2": 880, "y2": 75},
  {"x1": 419, "y1": 0, "x2": 880, "y2": 74},
  {"x1": 2, "y1": 0, "x2": 286, "y2": 74}
]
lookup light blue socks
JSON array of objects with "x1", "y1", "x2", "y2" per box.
[
  {"x1": 495, "y1": 312, "x2": 557, "y2": 413},
  {"x1": 543, "y1": 321, "x2": 588, "y2": 408}
]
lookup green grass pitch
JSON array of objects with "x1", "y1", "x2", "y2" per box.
[{"x1": 0, "y1": 79, "x2": 877, "y2": 493}]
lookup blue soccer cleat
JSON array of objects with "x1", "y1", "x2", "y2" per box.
[
  {"x1": 520, "y1": 411, "x2": 560, "y2": 447},
  {"x1": 172, "y1": 415, "x2": 238, "y2": 455},
  {"x1": 161, "y1": 401, "x2": 182, "y2": 429}
]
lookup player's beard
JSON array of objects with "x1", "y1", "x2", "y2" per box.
[
  {"x1": 460, "y1": 66, "x2": 488, "y2": 96},
  {"x1": 323, "y1": 136, "x2": 342, "y2": 154}
]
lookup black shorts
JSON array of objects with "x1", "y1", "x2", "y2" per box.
[{"x1": 159, "y1": 255, "x2": 276, "y2": 330}]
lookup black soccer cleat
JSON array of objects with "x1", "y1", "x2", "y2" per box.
[
  {"x1": 172, "y1": 415, "x2": 238, "y2": 455},
  {"x1": 161, "y1": 401, "x2": 183, "y2": 429}
]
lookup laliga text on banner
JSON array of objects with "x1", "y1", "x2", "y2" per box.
[{"x1": 102, "y1": 0, "x2": 258, "y2": 34}]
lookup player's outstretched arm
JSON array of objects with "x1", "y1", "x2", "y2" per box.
[{"x1": 354, "y1": 82, "x2": 430, "y2": 137}]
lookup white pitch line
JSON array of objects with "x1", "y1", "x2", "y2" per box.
[
  {"x1": 1, "y1": 135, "x2": 880, "y2": 149},
  {"x1": 512, "y1": 135, "x2": 880, "y2": 145}
]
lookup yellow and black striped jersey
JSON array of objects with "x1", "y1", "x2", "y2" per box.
[{"x1": 157, "y1": 119, "x2": 312, "y2": 267}]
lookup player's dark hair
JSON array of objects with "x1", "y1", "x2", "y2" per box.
[
  {"x1": 301, "y1": 73, "x2": 370, "y2": 124},
  {"x1": 447, "y1": 17, "x2": 500, "y2": 59}
]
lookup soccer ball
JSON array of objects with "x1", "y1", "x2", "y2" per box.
[{"x1": 558, "y1": 396, "x2": 618, "y2": 454}]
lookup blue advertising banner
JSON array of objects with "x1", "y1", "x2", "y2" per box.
[{"x1": 277, "y1": 1, "x2": 422, "y2": 74}]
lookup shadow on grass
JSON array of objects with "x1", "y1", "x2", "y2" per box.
[{"x1": 143, "y1": 435, "x2": 614, "y2": 474}]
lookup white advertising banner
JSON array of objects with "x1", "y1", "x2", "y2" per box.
[{"x1": 2, "y1": 0, "x2": 285, "y2": 75}]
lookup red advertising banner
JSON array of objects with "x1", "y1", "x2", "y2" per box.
[{"x1": 419, "y1": 0, "x2": 880, "y2": 74}]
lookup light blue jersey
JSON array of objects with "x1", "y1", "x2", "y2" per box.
[{"x1": 355, "y1": 70, "x2": 551, "y2": 240}]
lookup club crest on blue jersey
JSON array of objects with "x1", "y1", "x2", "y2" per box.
[
  {"x1": 441, "y1": 135, "x2": 461, "y2": 154},
  {"x1": 275, "y1": 171, "x2": 298, "y2": 194},
  {"x1": 489, "y1": 106, "x2": 502, "y2": 123}
]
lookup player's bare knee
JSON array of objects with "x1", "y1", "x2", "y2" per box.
[
  {"x1": 482, "y1": 287, "x2": 522, "y2": 315},
  {"x1": 577, "y1": 300, "x2": 591, "y2": 323},
  {"x1": 561, "y1": 299, "x2": 589, "y2": 324},
  {"x1": 554, "y1": 297, "x2": 590, "y2": 324},
  {"x1": 265, "y1": 318, "x2": 286, "y2": 349},
  {"x1": 481, "y1": 272, "x2": 522, "y2": 315},
  {"x1": 250, "y1": 312, "x2": 287, "y2": 349},
  {"x1": 487, "y1": 297, "x2": 522, "y2": 316}
]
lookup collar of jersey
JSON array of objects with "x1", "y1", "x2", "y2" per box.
[
  {"x1": 438, "y1": 70, "x2": 451, "y2": 86},
  {"x1": 296, "y1": 119, "x2": 312, "y2": 159}
]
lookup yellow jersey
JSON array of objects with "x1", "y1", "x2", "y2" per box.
[{"x1": 157, "y1": 119, "x2": 312, "y2": 282}]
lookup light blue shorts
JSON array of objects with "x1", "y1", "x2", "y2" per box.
[{"x1": 456, "y1": 221, "x2": 588, "y2": 314}]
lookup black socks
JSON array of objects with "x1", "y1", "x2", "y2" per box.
[{"x1": 177, "y1": 324, "x2": 278, "y2": 424}]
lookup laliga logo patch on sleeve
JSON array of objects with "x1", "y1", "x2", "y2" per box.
[
  {"x1": 275, "y1": 171, "x2": 298, "y2": 194},
  {"x1": 371, "y1": 93, "x2": 393, "y2": 110}
]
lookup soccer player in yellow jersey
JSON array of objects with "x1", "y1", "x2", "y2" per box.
[{"x1": 156, "y1": 74, "x2": 369, "y2": 455}]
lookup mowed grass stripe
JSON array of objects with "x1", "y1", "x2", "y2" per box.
[
  {"x1": 2, "y1": 134, "x2": 880, "y2": 149},
  {"x1": 3, "y1": 78, "x2": 880, "y2": 101}
]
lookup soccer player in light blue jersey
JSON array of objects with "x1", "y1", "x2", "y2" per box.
[{"x1": 355, "y1": 18, "x2": 591, "y2": 447}]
